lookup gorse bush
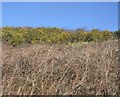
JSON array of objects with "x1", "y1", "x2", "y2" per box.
[{"x1": 1, "y1": 26, "x2": 117, "y2": 46}]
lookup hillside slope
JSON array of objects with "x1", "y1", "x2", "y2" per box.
[{"x1": 2, "y1": 40, "x2": 120, "y2": 95}]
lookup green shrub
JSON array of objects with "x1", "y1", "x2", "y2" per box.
[{"x1": 2, "y1": 27, "x2": 115, "y2": 46}]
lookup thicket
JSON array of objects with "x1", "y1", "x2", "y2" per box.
[{"x1": 1, "y1": 26, "x2": 118, "y2": 46}]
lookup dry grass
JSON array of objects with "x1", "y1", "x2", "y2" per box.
[{"x1": 2, "y1": 39, "x2": 120, "y2": 95}]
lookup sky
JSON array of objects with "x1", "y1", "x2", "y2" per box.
[{"x1": 2, "y1": 2, "x2": 118, "y2": 31}]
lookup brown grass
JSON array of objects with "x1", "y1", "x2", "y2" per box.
[{"x1": 2, "y1": 39, "x2": 120, "y2": 95}]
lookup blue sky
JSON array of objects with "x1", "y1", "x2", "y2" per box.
[{"x1": 2, "y1": 2, "x2": 118, "y2": 31}]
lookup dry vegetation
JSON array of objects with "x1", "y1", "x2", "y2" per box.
[{"x1": 2, "y1": 39, "x2": 120, "y2": 95}]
